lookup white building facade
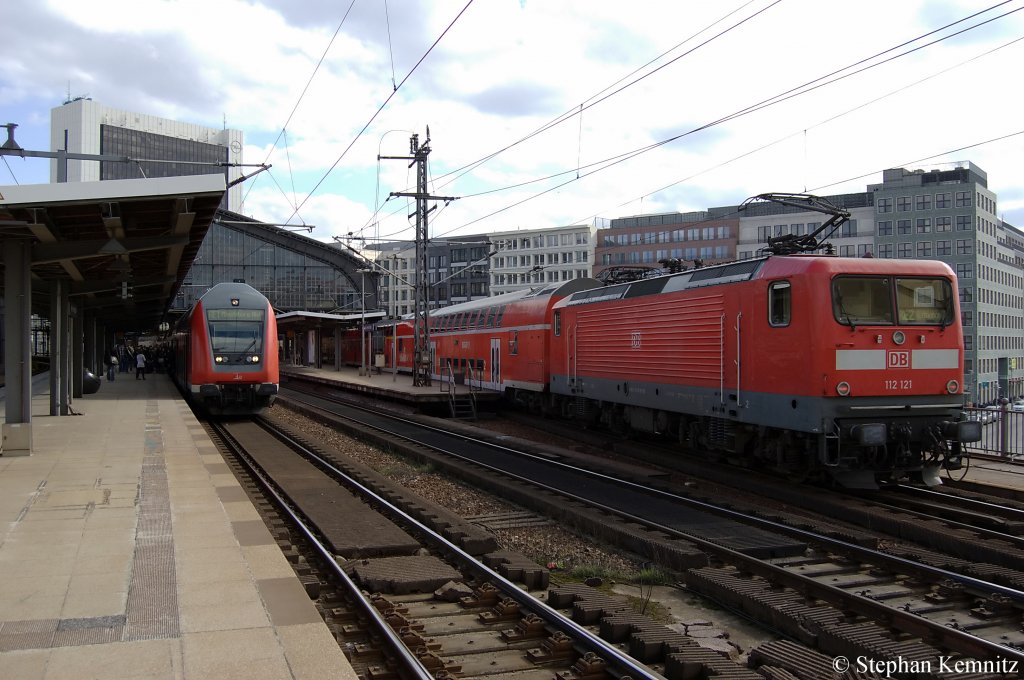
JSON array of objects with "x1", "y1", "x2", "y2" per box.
[
  {"x1": 488, "y1": 223, "x2": 596, "y2": 295},
  {"x1": 50, "y1": 98, "x2": 244, "y2": 210}
]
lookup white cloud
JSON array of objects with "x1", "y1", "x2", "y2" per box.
[{"x1": 4, "y1": 0, "x2": 1024, "y2": 233}]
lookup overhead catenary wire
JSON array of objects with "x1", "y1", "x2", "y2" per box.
[
  {"x1": 426, "y1": 3, "x2": 1022, "y2": 239},
  {"x1": 284, "y1": 0, "x2": 475, "y2": 227},
  {"x1": 574, "y1": 32, "x2": 1024, "y2": 227},
  {"x1": 240, "y1": 0, "x2": 359, "y2": 213}
]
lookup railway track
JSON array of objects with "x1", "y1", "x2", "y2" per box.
[
  {"x1": 207, "y1": 416, "x2": 670, "y2": 680},
  {"x1": 273, "y1": 385, "x2": 1024, "y2": 676}
]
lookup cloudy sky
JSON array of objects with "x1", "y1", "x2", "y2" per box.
[{"x1": 3, "y1": 0, "x2": 1024, "y2": 251}]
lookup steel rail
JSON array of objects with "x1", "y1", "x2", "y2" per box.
[
  {"x1": 209, "y1": 422, "x2": 436, "y2": 680},
  {"x1": 257, "y1": 416, "x2": 667, "y2": 680},
  {"x1": 278, "y1": 388, "x2": 1024, "y2": 663}
]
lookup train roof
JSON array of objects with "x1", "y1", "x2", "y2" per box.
[
  {"x1": 559, "y1": 254, "x2": 957, "y2": 308},
  {"x1": 196, "y1": 282, "x2": 269, "y2": 308},
  {"x1": 430, "y1": 278, "x2": 602, "y2": 316}
]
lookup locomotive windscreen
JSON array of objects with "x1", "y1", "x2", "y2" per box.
[
  {"x1": 832, "y1": 276, "x2": 953, "y2": 326},
  {"x1": 207, "y1": 309, "x2": 265, "y2": 353}
]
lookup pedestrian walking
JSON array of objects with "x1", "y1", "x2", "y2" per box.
[
  {"x1": 135, "y1": 349, "x2": 147, "y2": 380},
  {"x1": 106, "y1": 349, "x2": 118, "y2": 381}
]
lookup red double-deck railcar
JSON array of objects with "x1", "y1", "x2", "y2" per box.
[
  {"x1": 170, "y1": 282, "x2": 279, "y2": 415},
  {"x1": 385, "y1": 278, "x2": 597, "y2": 389}
]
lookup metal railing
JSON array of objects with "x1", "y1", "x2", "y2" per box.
[{"x1": 962, "y1": 401, "x2": 1024, "y2": 460}]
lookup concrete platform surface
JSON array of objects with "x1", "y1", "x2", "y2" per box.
[{"x1": 0, "y1": 373, "x2": 357, "y2": 679}]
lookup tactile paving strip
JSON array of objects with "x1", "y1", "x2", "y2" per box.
[{"x1": 124, "y1": 400, "x2": 180, "y2": 640}]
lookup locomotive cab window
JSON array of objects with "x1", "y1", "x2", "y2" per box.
[
  {"x1": 768, "y1": 281, "x2": 791, "y2": 327},
  {"x1": 832, "y1": 276, "x2": 893, "y2": 326},
  {"x1": 206, "y1": 309, "x2": 265, "y2": 353},
  {"x1": 895, "y1": 277, "x2": 954, "y2": 325}
]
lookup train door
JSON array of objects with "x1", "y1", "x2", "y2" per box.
[
  {"x1": 566, "y1": 316, "x2": 577, "y2": 388},
  {"x1": 490, "y1": 338, "x2": 501, "y2": 387}
]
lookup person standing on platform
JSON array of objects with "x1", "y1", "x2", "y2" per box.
[
  {"x1": 106, "y1": 349, "x2": 118, "y2": 381},
  {"x1": 122, "y1": 345, "x2": 133, "y2": 373},
  {"x1": 135, "y1": 348, "x2": 147, "y2": 380}
]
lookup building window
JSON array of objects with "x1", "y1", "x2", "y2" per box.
[
  {"x1": 896, "y1": 196, "x2": 911, "y2": 212},
  {"x1": 962, "y1": 311, "x2": 973, "y2": 327},
  {"x1": 955, "y1": 239, "x2": 973, "y2": 255},
  {"x1": 917, "y1": 241, "x2": 932, "y2": 257},
  {"x1": 936, "y1": 240, "x2": 951, "y2": 255},
  {"x1": 935, "y1": 216, "x2": 951, "y2": 232},
  {"x1": 935, "y1": 192, "x2": 951, "y2": 209},
  {"x1": 897, "y1": 242, "x2": 912, "y2": 258},
  {"x1": 757, "y1": 225, "x2": 772, "y2": 241},
  {"x1": 878, "y1": 243, "x2": 894, "y2": 258},
  {"x1": 916, "y1": 218, "x2": 931, "y2": 233},
  {"x1": 877, "y1": 197, "x2": 892, "y2": 213},
  {"x1": 956, "y1": 215, "x2": 971, "y2": 231},
  {"x1": 897, "y1": 220, "x2": 912, "y2": 234},
  {"x1": 955, "y1": 191, "x2": 971, "y2": 207},
  {"x1": 877, "y1": 221, "x2": 892, "y2": 236},
  {"x1": 959, "y1": 287, "x2": 973, "y2": 303},
  {"x1": 915, "y1": 194, "x2": 932, "y2": 210},
  {"x1": 955, "y1": 263, "x2": 973, "y2": 279}
]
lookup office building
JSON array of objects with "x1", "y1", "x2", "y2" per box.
[
  {"x1": 595, "y1": 210, "x2": 738, "y2": 281},
  {"x1": 489, "y1": 223, "x2": 596, "y2": 295},
  {"x1": 870, "y1": 164, "x2": 1023, "y2": 403},
  {"x1": 50, "y1": 98, "x2": 244, "y2": 210}
]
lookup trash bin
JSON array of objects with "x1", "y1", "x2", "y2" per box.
[{"x1": 83, "y1": 369, "x2": 101, "y2": 394}]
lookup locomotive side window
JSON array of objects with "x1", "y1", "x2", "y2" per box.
[
  {"x1": 895, "y1": 277, "x2": 954, "y2": 325},
  {"x1": 554, "y1": 310, "x2": 562, "y2": 336},
  {"x1": 832, "y1": 276, "x2": 893, "y2": 325},
  {"x1": 768, "y1": 281, "x2": 791, "y2": 327}
]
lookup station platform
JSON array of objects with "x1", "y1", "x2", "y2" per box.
[
  {"x1": 0, "y1": 372, "x2": 356, "y2": 679},
  {"x1": 281, "y1": 364, "x2": 503, "y2": 409}
]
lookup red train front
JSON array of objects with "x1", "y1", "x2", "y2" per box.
[{"x1": 170, "y1": 282, "x2": 279, "y2": 415}]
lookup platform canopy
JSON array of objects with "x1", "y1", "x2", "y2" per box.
[{"x1": 0, "y1": 174, "x2": 225, "y2": 331}]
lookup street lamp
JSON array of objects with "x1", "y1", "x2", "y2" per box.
[{"x1": 357, "y1": 268, "x2": 372, "y2": 376}]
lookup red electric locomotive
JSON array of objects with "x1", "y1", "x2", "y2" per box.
[
  {"x1": 549, "y1": 253, "x2": 979, "y2": 487},
  {"x1": 170, "y1": 282, "x2": 279, "y2": 415}
]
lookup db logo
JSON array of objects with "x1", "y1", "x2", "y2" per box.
[
  {"x1": 887, "y1": 351, "x2": 910, "y2": 368},
  {"x1": 631, "y1": 332, "x2": 641, "y2": 349}
]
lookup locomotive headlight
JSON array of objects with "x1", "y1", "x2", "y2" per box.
[
  {"x1": 251, "y1": 356, "x2": 260, "y2": 363},
  {"x1": 892, "y1": 331, "x2": 906, "y2": 345},
  {"x1": 215, "y1": 355, "x2": 224, "y2": 363},
  {"x1": 836, "y1": 381, "x2": 851, "y2": 396},
  {"x1": 946, "y1": 379, "x2": 960, "y2": 394}
]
